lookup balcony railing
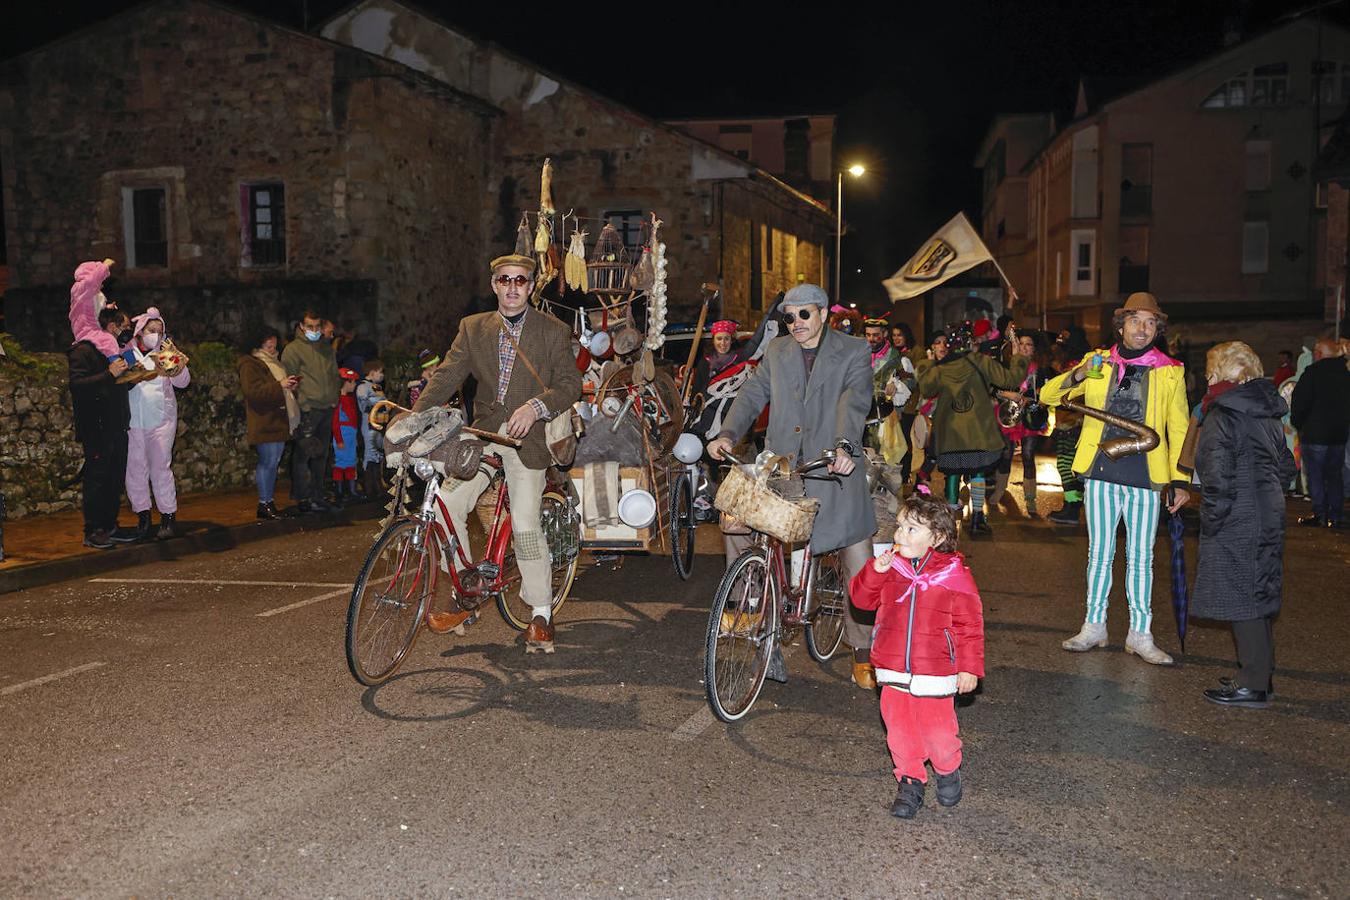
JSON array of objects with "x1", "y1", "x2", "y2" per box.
[{"x1": 1120, "y1": 185, "x2": 1152, "y2": 217}]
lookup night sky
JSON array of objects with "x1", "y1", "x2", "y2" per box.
[{"x1": 3, "y1": 0, "x2": 1335, "y2": 309}]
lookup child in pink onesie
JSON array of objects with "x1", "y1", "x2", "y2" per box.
[
  {"x1": 69, "y1": 260, "x2": 130, "y2": 361},
  {"x1": 125, "y1": 308, "x2": 191, "y2": 540}
]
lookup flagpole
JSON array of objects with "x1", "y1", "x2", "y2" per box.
[{"x1": 987, "y1": 253, "x2": 1020, "y2": 308}]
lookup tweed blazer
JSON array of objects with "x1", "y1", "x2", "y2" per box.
[
  {"x1": 718, "y1": 327, "x2": 876, "y2": 552},
  {"x1": 413, "y1": 308, "x2": 581, "y2": 469}
]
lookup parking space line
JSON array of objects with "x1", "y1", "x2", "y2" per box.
[
  {"x1": 1, "y1": 662, "x2": 107, "y2": 697},
  {"x1": 670, "y1": 706, "x2": 716, "y2": 742},
  {"x1": 256, "y1": 586, "x2": 352, "y2": 618},
  {"x1": 90, "y1": 578, "x2": 350, "y2": 588}
]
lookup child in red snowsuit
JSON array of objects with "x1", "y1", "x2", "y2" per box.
[{"x1": 850, "y1": 493, "x2": 985, "y2": 819}]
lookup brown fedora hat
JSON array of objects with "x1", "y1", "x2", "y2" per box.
[{"x1": 1114, "y1": 291, "x2": 1167, "y2": 321}]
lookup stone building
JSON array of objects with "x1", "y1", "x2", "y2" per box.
[
  {"x1": 0, "y1": 0, "x2": 833, "y2": 351},
  {"x1": 317, "y1": 0, "x2": 834, "y2": 330},
  {"x1": 977, "y1": 17, "x2": 1349, "y2": 359},
  {"x1": 665, "y1": 114, "x2": 837, "y2": 203},
  {"x1": 0, "y1": 0, "x2": 497, "y2": 352}
]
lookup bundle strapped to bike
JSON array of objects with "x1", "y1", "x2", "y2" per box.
[{"x1": 713, "y1": 455, "x2": 819, "y2": 544}]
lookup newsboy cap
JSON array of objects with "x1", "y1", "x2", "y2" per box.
[
  {"x1": 783, "y1": 283, "x2": 830, "y2": 308},
  {"x1": 489, "y1": 254, "x2": 537, "y2": 274}
]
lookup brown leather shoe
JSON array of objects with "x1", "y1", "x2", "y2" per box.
[
  {"x1": 851, "y1": 661, "x2": 877, "y2": 690},
  {"x1": 524, "y1": 616, "x2": 556, "y2": 654},
  {"x1": 426, "y1": 609, "x2": 475, "y2": 635}
]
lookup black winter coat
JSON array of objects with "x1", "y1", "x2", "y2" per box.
[
  {"x1": 1191, "y1": 380, "x2": 1296, "y2": 621},
  {"x1": 67, "y1": 340, "x2": 130, "y2": 445},
  {"x1": 1290, "y1": 356, "x2": 1350, "y2": 445}
]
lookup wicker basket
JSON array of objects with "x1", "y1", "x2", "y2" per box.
[
  {"x1": 474, "y1": 483, "x2": 503, "y2": 532},
  {"x1": 714, "y1": 463, "x2": 819, "y2": 543}
]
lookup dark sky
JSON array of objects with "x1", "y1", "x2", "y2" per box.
[{"x1": 3, "y1": 0, "x2": 1333, "y2": 307}]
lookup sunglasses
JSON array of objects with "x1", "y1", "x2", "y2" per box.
[
  {"x1": 780, "y1": 309, "x2": 817, "y2": 325},
  {"x1": 493, "y1": 274, "x2": 532, "y2": 287}
]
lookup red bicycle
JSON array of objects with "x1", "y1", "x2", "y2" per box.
[{"x1": 345, "y1": 433, "x2": 582, "y2": 686}]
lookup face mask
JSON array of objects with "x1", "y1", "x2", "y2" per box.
[
  {"x1": 141, "y1": 332, "x2": 162, "y2": 350},
  {"x1": 304, "y1": 330, "x2": 321, "y2": 342},
  {"x1": 117, "y1": 328, "x2": 134, "y2": 345}
]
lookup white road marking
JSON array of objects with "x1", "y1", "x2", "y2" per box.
[
  {"x1": 1, "y1": 662, "x2": 107, "y2": 697},
  {"x1": 255, "y1": 586, "x2": 353, "y2": 618},
  {"x1": 90, "y1": 578, "x2": 350, "y2": 588},
  {"x1": 670, "y1": 706, "x2": 716, "y2": 742}
]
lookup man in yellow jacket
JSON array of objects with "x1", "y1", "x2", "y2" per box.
[{"x1": 1039, "y1": 293, "x2": 1190, "y2": 665}]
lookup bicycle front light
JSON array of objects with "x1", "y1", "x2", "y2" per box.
[{"x1": 412, "y1": 458, "x2": 436, "y2": 481}]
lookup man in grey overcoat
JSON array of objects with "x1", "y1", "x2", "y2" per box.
[{"x1": 709, "y1": 283, "x2": 879, "y2": 689}]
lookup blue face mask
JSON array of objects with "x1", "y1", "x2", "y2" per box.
[{"x1": 304, "y1": 329, "x2": 321, "y2": 342}]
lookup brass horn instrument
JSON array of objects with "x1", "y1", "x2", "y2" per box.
[{"x1": 998, "y1": 390, "x2": 1158, "y2": 460}]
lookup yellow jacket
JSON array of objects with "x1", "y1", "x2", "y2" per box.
[{"x1": 1039, "y1": 351, "x2": 1190, "y2": 490}]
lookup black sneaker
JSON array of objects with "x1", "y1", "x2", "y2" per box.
[
  {"x1": 83, "y1": 530, "x2": 114, "y2": 550},
  {"x1": 108, "y1": 525, "x2": 142, "y2": 543},
  {"x1": 935, "y1": 768, "x2": 963, "y2": 807},
  {"x1": 890, "y1": 776, "x2": 925, "y2": 819},
  {"x1": 1049, "y1": 501, "x2": 1082, "y2": 525}
]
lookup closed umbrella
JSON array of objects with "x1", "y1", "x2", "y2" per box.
[{"x1": 1167, "y1": 491, "x2": 1189, "y2": 651}]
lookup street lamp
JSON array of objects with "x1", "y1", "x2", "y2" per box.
[{"x1": 835, "y1": 164, "x2": 866, "y2": 304}]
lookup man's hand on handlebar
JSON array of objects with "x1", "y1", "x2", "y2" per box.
[
  {"x1": 826, "y1": 439, "x2": 856, "y2": 476},
  {"x1": 707, "y1": 436, "x2": 734, "y2": 461}
]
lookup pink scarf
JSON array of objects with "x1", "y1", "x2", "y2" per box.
[
  {"x1": 887, "y1": 550, "x2": 978, "y2": 598},
  {"x1": 1106, "y1": 344, "x2": 1181, "y2": 383}
]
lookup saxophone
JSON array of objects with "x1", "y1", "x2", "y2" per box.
[{"x1": 998, "y1": 391, "x2": 1158, "y2": 460}]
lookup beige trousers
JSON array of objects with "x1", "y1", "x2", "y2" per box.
[
  {"x1": 438, "y1": 446, "x2": 551, "y2": 609},
  {"x1": 722, "y1": 533, "x2": 874, "y2": 650}
]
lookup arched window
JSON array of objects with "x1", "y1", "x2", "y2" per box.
[{"x1": 1202, "y1": 62, "x2": 1289, "y2": 108}]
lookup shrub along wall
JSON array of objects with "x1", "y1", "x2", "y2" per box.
[{"x1": 0, "y1": 337, "x2": 250, "y2": 519}]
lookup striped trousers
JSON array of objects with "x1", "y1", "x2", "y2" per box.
[{"x1": 1083, "y1": 478, "x2": 1160, "y2": 633}]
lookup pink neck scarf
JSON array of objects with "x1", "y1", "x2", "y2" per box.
[{"x1": 1106, "y1": 344, "x2": 1180, "y2": 383}]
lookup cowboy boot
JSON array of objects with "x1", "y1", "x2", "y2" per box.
[{"x1": 1062, "y1": 621, "x2": 1107, "y2": 651}]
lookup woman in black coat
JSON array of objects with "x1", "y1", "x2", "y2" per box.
[{"x1": 1192, "y1": 342, "x2": 1296, "y2": 709}]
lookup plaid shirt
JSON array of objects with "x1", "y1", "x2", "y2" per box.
[{"x1": 496, "y1": 310, "x2": 549, "y2": 419}]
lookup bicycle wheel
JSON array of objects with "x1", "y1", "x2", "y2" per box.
[
  {"x1": 346, "y1": 517, "x2": 442, "y2": 686},
  {"x1": 670, "y1": 471, "x2": 697, "y2": 580},
  {"x1": 804, "y1": 553, "x2": 847, "y2": 662},
  {"x1": 497, "y1": 491, "x2": 582, "y2": 631},
  {"x1": 704, "y1": 547, "x2": 777, "y2": 722}
]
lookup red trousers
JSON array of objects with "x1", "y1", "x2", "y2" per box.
[{"x1": 880, "y1": 685, "x2": 962, "y2": 783}]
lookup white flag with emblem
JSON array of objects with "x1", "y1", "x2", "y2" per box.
[{"x1": 883, "y1": 212, "x2": 994, "y2": 301}]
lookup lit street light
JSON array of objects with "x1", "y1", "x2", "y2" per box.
[{"x1": 835, "y1": 164, "x2": 866, "y2": 305}]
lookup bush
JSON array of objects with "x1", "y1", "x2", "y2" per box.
[{"x1": 0, "y1": 333, "x2": 67, "y2": 380}]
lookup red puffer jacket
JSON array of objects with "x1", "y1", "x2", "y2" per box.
[{"x1": 850, "y1": 549, "x2": 985, "y2": 679}]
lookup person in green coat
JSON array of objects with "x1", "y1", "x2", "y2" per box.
[{"x1": 914, "y1": 321, "x2": 1029, "y2": 536}]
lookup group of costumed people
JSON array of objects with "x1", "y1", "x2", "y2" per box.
[{"x1": 66, "y1": 260, "x2": 190, "y2": 547}]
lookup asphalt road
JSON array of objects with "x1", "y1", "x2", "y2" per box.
[{"x1": 1, "y1": 513, "x2": 1347, "y2": 898}]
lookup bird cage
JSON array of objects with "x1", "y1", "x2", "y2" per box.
[{"x1": 587, "y1": 222, "x2": 632, "y2": 295}]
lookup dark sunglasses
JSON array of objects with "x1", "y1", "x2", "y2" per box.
[
  {"x1": 493, "y1": 274, "x2": 531, "y2": 287},
  {"x1": 780, "y1": 309, "x2": 817, "y2": 325}
]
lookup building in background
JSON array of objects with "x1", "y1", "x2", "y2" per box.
[
  {"x1": 978, "y1": 17, "x2": 1350, "y2": 361},
  {"x1": 0, "y1": 0, "x2": 832, "y2": 351},
  {"x1": 665, "y1": 114, "x2": 836, "y2": 204}
]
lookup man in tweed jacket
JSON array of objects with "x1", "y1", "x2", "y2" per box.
[{"x1": 413, "y1": 254, "x2": 581, "y2": 652}]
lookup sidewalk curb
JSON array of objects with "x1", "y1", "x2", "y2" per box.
[{"x1": 0, "y1": 503, "x2": 384, "y2": 595}]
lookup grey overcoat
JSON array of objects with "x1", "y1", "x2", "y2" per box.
[{"x1": 719, "y1": 328, "x2": 876, "y2": 552}]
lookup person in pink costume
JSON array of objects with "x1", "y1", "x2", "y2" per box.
[
  {"x1": 69, "y1": 259, "x2": 128, "y2": 361},
  {"x1": 124, "y1": 308, "x2": 190, "y2": 540}
]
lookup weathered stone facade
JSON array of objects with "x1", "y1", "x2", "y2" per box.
[
  {"x1": 320, "y1": 0, "x2": 834, "y2": 325},
  {"x1": 0, "y1": 353, "x2": 253, "y2": 518},
  {"x1": 0, "y1": 0, "x2": 495, "y2": 352}
]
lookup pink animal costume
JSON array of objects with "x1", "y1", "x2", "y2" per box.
[
  {"x1": 125, "y1": 308, "x2": 190, "y2": 515},
  {"x1": 69, "y1": 261, "x2": 125, "y2": 360}
]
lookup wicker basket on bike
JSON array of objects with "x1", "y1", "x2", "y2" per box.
[{"x1": 714, "y1": 455, "x2": 819, "y2": 543}]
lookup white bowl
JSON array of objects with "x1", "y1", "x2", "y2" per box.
[
  {"x1": 617, "y1": 489, "x2": 657, "y2": 528},
  {"x1": 673, "y1": 432, "x2": 703, "y2": 464}
]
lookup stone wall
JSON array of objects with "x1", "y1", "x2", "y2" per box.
[
  {"x1": 0, "y1": 349, "x2": 252, "y2": 519},
  {"x1": 0, "y1": 0, "x2": 494, "y2": 353}
]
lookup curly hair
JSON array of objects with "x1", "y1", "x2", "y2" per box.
[
  {"x1": 1206, "y1": 341, "x2": 1263, "y2": 383},
  {"x1": 897, "y1": 493, "x2": 959, "y2": 553},
  {"x1": 1111, "y1": 310, "x2": 1167, "y2": 341}
]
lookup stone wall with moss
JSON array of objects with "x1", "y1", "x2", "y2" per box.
[{"x1": 0, "y1": 336, "x2": 252, "y2": 518}]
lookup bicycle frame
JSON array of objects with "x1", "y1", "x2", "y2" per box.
[
  {"x1": 412, "y1": 459, "x2": 520, "y2": 602},
  {"x1": 753, "y1": 533, "x2": 819, "y2": 624}
]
